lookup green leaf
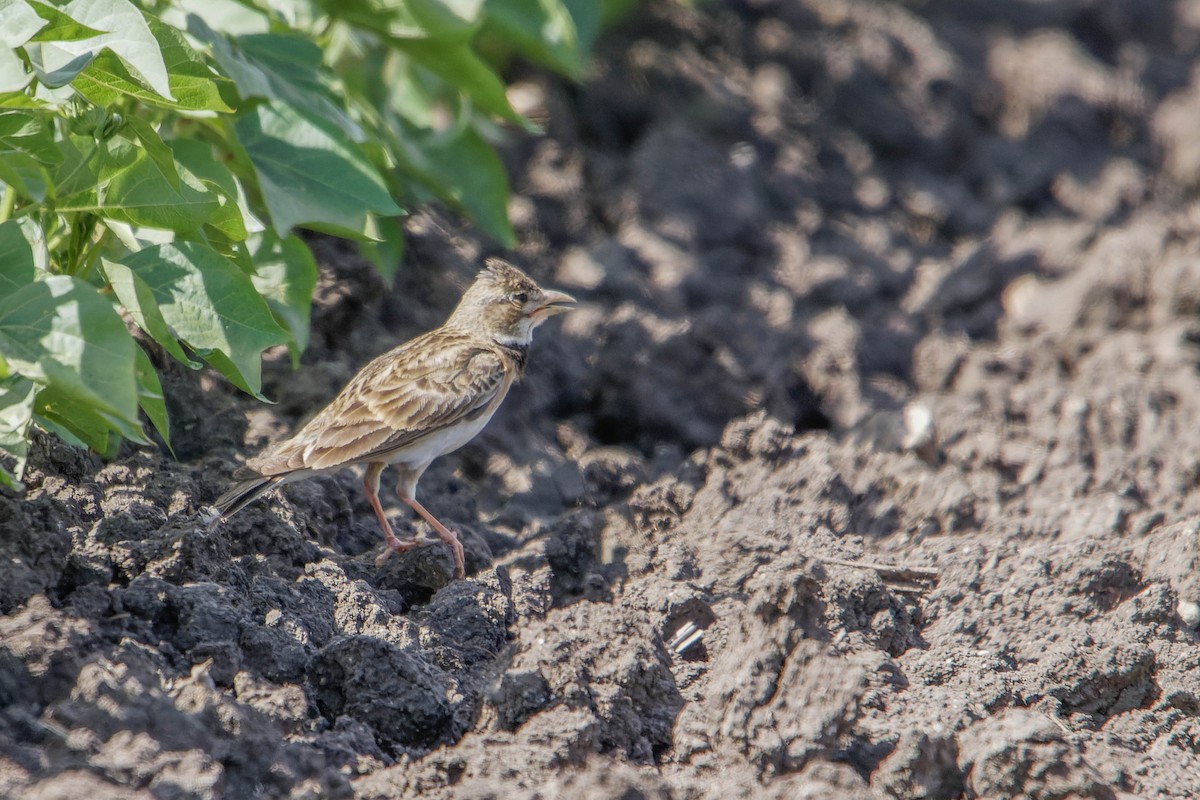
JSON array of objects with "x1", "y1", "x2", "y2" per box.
[
  {"x1": 0, "y1": 150, "x2": 53, "y2": 200},
  {"x1": 119, "y1": 241, "x2": 289, "y2": 398},
  {"x1": 0, "y1": 91, "x2": 43, "y2": 109},
  {"x1": 168, "y1": 0, "x2": 269, "y2": 37},
  {"x1": 0, "y1": 45, "x2": 33, "y2": 92},
  {"x1": 252, "y1": 0, "x2": 322, "y2": 30},
  {"x1": 249, "y1": 231, "x2": 317, "y2": 366},
  {"x1": 0, "y1": 219, "x2": 35, "y2": 293},
  {"x1": 0, "y1": 109, "x2": 60, "y2": 163},
  {"x1": 16, "y1": 215, "x2": 47, "y2": 271},
  {"x1": 57, "y1": 136, "x2": 220, "y2": 234},
  {"x1": 562, "y1": 0, "x2": 601, "y2": 55},
  {"x1": 235, "y1": 99, "x2": 401, "y2": 237},
  {"x1": 0, "y1": 109, "x2": 56, "y2": 202},
  {"x1": 0, "y1": 375, "x2": 36, "y2": 489},
  {"x1": 100, "y1": 138, "x2": 220, "y2": 231},
  {"x1": 484, "y1": 0, "x2": 582, "y2": 78},
  {"x1": 26, "y1": 43, "x2": 96, "y2": 88},
  {"x1": 318, "y1": 0, "x2": 424, "y2": 39},
  {"x1": 170, "y1": 138, "x2": 247, "y2": 241},
  {"x1": 134, "y1": 344, "x2": 170, "y2": 451},
  {"x1": 359, "y1": 213, "x2": 405, "y2": 280},
  {"x1": 392, "y1": 122, "x2": 514, "y2": 245},
  {"x1": 0, "y1": 0, "x2": 47, "y2": 48},
  {"x1": 318, "y1": 0, "x2": 483, "y2": 41},
  {"x1": 398, "y1": 40, "x2": 527, "y2": 126},
  {"x1": 369, "y1": 50, "x2": 438, "y2": 129},
  {"x1": 72, "y1": 12, "x2": 233, "y2": 112},
  {"x1": 50, "y1": 132, "x2": 97, "y2": 198},
  {"x1": 35, "y1": 0, "x2": 174, "y2": 101},
  {"x1": 0, "y1": 274, "x2": 141, "y2": 437},
  {"x1": 201, "y1": 229, "x2": 255, "y2": 275},
  {"x1": 26, "y1": 0, "x2": 106, "y2": 42},
  {"x1": 34, "y1": 382, "x2": 129, "y2": 454},
  {"x1": 410, "y1": 0, "x2": 486, "y2": 40},
  {"x1": 101, "y1": 256, "x2": 198, "y2": 368},
  {"x1": 120, "y1": 115, "x2": 179, "y2": 191},
  {"x1": 203, "y1": 29, "x2": 361, "y2": 140}
]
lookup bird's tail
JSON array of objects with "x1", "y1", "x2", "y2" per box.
[{"x1": 213, "y1": 474, "x2": 281, "y2": 519}]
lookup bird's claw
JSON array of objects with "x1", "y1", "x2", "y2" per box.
[
  {"x1": 442, "y1": 533, "x2": 466, "y2": 579},
  {"x1": 375, "y1": 536, "x2": 419, "y2": 567}
]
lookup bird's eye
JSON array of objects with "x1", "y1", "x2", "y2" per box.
[{"x1": 512, "y1": 292, "x2": 529, "y2": 304}]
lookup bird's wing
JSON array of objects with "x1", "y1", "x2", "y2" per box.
[{"x1": 249, "y1": 334, "x2": 508, "y2": 475}]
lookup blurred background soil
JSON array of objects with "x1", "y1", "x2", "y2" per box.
[{"x1": 4, "y1": 0, "x2": 1200, "y2": 797}]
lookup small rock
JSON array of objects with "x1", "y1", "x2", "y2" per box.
[
  {"x1": 1178, "y1": 600, "x2": 1200, "y2": 629},
  {"x1": 849, "y1": 401, "x2": 939, "y2": 464}
]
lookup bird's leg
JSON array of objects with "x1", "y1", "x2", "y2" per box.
[
  {"x1": 404, "y1": 496, "x2": 467, "y2": 579},
  {"x1": 397, "y1": 468, "x2": 465, "y2": 579},
  {"x1": 364, "y1": 462, "x2": 417, "y2": 566}
]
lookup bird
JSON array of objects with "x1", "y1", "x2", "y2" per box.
[{"x1": 212, "y1": 258, "x2": 576, "y2": 579}]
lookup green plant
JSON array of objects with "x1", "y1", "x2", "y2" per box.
[{"x1": 0, "y1": 0, "x2": 599, "y2": 488}]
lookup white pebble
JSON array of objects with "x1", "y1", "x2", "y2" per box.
[{"x1": 1178, "y1": 600, "x2": 1200, "y2": 629}]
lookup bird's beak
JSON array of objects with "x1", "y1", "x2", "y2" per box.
[{"x1": 529, "y1": 289, "x2": 577, "y2": 320}]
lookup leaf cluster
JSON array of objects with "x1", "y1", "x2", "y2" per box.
[{"x1": 0, "y1": 0, "x2": 599, "y2": 488}]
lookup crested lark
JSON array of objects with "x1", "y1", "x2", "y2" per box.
[{"x1": 213, "y1": 258, "x2": 576, "y2": 578}]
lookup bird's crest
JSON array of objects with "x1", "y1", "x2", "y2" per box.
[{"x1": 478, "y1": 257, "x2": 539, "y2": 294}]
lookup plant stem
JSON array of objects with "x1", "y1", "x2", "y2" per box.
[
  {"x1": 77, "y1": 225, "x2": 109, "y2": 281},
  {"x1": 0, "y1": 185, "x2": 15, "y2": 223}
]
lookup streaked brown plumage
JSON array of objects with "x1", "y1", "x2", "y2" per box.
[{"x1": 213, "y1": 259, "x2": 576, "y2": 578}]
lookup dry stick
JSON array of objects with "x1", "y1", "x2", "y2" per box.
[{"x1": 818, "y1": 556, "x2": 940, "y2": 593}]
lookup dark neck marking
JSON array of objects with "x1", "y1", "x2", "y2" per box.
[{"x1": 494, "y1": 339, "x2": 529, "y2": 369}]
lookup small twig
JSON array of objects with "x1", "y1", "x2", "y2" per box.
[
  {"x1": 1042, "y1": 711, "x2": 1073, "y2": 737},
  {"x1": 668, "y1": 622, "x2": 705, "y2": 656},
  {"x1": 887, "y1": 582, "x2": 935, "y2": 596},
  {"x1": 819, "y1": 556, "x2": 940, "y2": 593},
  {"x1": 819, "y1": 556, "x2": 939, "y2": 579}
]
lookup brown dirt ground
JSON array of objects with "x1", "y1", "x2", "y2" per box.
[{"x1": 4, "y1": 1, "x2": 1200, "y2": 797}]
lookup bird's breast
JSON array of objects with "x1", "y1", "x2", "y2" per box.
[{"x1": 389, "y1": 371, "x2": 515, "y2": 467}]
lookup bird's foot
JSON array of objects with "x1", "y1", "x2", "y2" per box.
[
  {"x1": 425, "y1": 527, "x2": 465, "y2": 578},
  {"x1": 446, "y1": 535, "x2": 466, "y2": 580},
  {"x1": 424, "y1": 523, "x2": 465, "y2": 578},
  {"x1": 375, "y1": 535, "x2": 420, "y2": 567}
]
